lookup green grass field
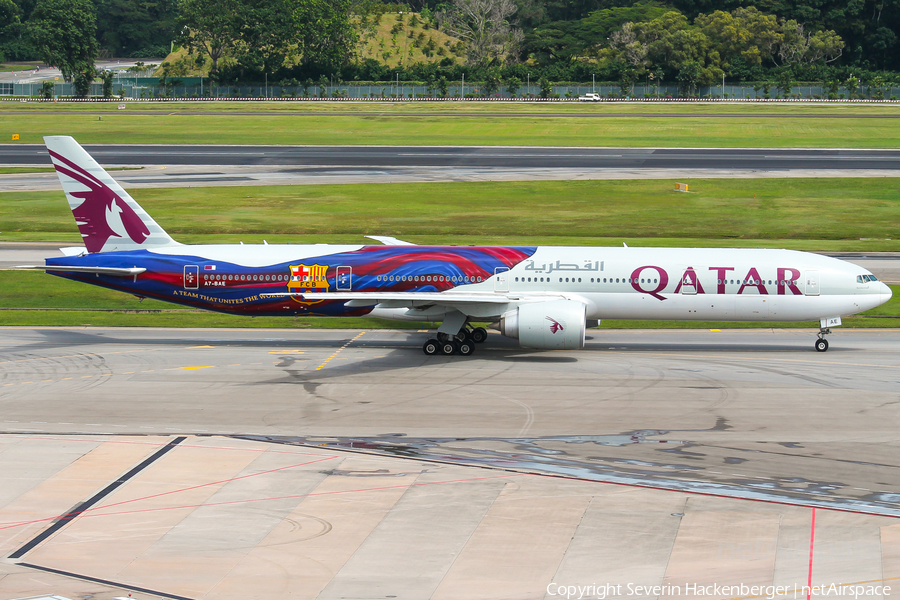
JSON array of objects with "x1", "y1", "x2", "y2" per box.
[
  {"x1": 3, "y1": 104, "x2": 900, "y2": 146},
  {"x1": 3, "y1": 178, "x2": 898, "y2": 250},
  {"x1": 0, "y1": 167, "x2": 55, "y2": 174},
  {"x1": 4, "y1": 100, "x2": 900, "y2": 115}
]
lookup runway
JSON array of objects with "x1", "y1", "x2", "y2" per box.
[
  {"x1": 6, "y1": 144, "x2": 900, "y2": 169},
  {"x1": 1, "y1": 327, "x2": 900, "y2": 598},
  {"x1": 5, "y1": 145, "x2": 900, "y2": 191}
]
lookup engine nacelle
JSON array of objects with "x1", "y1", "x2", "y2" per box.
[{"x1": 499, "y1": 299, "x2": 586, "y2": 350}]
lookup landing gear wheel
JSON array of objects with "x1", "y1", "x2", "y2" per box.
[
  {"x1": 453, "y1": 331, "x2": 470, "y2": 343},
  {"x1": 457, "y1": 339, "x2": 475, "y2": 356},
  {"x1": 815, "y1": 338, "x2": 829, "y2": 352},
  {"x1": 423, "y1": 339, "x2": 440, "y2": 356},
  {"x1": 470, "y1": 327, "x2": 488, "y2": 344},
  {"x1": 441, "y1": 341, "x2": 457, "y2": 355}
]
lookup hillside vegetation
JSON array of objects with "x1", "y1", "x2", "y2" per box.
[{"x1": 3, "y1": 0, "x2": 900, "y2": 95}]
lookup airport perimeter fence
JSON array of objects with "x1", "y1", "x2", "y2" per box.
[{"x1": 4, "y1": 81, "x2": 900, "y2": 101}]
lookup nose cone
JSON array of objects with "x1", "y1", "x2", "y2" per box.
[{"x1": 882, "y1": 282, "x2": 894, "y2": 304}]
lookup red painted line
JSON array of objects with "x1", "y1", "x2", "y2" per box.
[
  {"x1": 24, "y1": 435, "x2": 323, "y2": 456},
  {"x1": 0, "y1": 454, "x2": 339, "y2": 530},
  {"x1": 10, "y1": 473, "x2": 522, "y2": 527},
  {"x1": 807, "y1": 507, "x2": 816, "y2": 600}
]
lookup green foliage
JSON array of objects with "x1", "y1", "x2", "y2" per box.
[
  {"x1": 483, "y1": 67, "x2": 501, "y2": 95},
  {"x1": 538, "y1": 75, "x2": 552, "y2": 97},
  {"x1": 100, "y1": 68, "x2": 114, "y2": 98},
  {"x1": 39, "y1": 78, "x2": 53, "y2": 98},
  {"x1": 27, "y1": 0, "x2": 97, "y2": 82},
  {"x1": 94, "y1": 0, "x2": 176, "y2": 59},
  {"x1": 524, "y1": 2, "x2": 669, "y2": 65},
  {"x1": 504, "y1": 74, "x2": 521, "y2": 95},
  {"x1": 176, "y1": 0, "x2": 240, "y2": 78}
]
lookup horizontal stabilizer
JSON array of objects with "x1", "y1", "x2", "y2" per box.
[{"x1": 15, "y1": 265, "x2": 147, "y2": 277}]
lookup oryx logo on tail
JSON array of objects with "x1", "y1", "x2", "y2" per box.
[
  {"x1": 44, "y1": 136, "x2": 178, "y2": 253},
  {"x1": 49, "y1": 149, "x2": 150, "y2": 253}
]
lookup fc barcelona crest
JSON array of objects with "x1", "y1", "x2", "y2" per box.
[{"x1": 288, "y1": 264, "x2": 329, "y2": 304}]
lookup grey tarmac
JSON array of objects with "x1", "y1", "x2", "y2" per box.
[{"x1": 1, "y1": 326, "x2": 900, "y2": 599}]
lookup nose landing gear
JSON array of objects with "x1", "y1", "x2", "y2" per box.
[{"x1": 815, "y1": 328, "x2": 831, "y2": 352}]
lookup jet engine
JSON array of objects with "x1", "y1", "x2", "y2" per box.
[{"x1": 499, "y1": 299, "x2": 586, "y2": 350}]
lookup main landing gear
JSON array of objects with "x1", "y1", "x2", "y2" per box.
[
  {"x1": 422, "y1": 327, "x2": 488, "y2": 356},
  {"x1": 815, "y1": 328, "x2": 831, "y2": 352}
]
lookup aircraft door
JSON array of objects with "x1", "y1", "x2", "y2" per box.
[
  {"x1": 805, "y1": 270, "x2": 820, "y2": 296},
  {"x1": 494, "y1": 267, "x2": 509, "y2": 292},
  {"x1": 336, "y1": 266, "x2": 352, "y2": 290},
  {"x1": 680, "y1": 274, "x2": 697, "y2": 295},
  {"x1": 184, "y1": 265, "x2": 199, "y2": 290}
]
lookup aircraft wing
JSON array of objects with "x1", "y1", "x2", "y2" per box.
[
  {"x1": 258, "y1": 291, "x2": 579, "y2": 316},
  {"x1": 14, "y1": 265, "x2": 147, "y2": 277},
  {"x1": 364, "y1": 236, "x2": 416, "y2": 246},
  {"x1": 261, "y1": 291, "x2": 515, "y2": 305}
]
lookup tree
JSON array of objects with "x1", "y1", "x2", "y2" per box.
[
  {"x1": 774, "y1": 67, "x2": 794, "y2": 97},
  {"x1": 695, "y1": 7, "x2": 779, "y2": 68},
  {"x1": 94, "y1": 0, "x2": 176, "y2": 58},
  {"x1": 292, "y1": 0, "x2": 358, "y2": 71},
  {"x1": 0, "y1": 0, "x2": 19, "y2": 61},
  {"x1": 483, "y1": 67, "x2": 501, "y2": 95},
  {"x1": 676, "y1": 59, "x2": 702, "y2": 96},
  {"x1": 776, "y1": 21, "x2": 844, "y2": 66},
  {"x1": 437, "y1": 0, "x2": 522, "y2": 66},
  {"x1": 72, "y1": 65, "x2": 95, "y2": 97},
  {"x1": 504, "y1": 75, "x2": 521, "y2": 96},
  {"x1": 177, "y1": 0, "x2": 241, "y2": 78},
  {"x1": 27, "y1": 0, "x2": 97, "y2": 82},
  {"x1": 100, "y1": 69, "x2": 114, "y2": 98},
  {"x1": 538, "y1": 75, "x2": 552, "y2": 97}
]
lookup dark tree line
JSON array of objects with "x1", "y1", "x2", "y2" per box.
[
  {"x1": 3, "y1": 0, "x2": 900, "y2": 88},
  {"x1": 1, "y1": 0, "x2": 175, "y2": 61}
]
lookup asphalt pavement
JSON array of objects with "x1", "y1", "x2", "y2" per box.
[{"x1": 4, "y1": 144, "x2": 900, "y2": 170}]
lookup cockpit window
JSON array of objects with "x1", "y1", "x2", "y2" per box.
[{"x1": 858, "y1": 274, "x2": 879, "y2": 283}]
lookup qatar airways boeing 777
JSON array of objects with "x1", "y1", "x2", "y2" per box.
[{"x1": 20, "y1": 136, "x2": 892, "y2": 356}]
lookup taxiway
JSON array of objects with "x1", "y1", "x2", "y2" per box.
[{"x1": 1, "y1": 327, "x2": 900, "y2": 598}]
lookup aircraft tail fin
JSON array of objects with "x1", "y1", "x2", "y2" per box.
[{"x1": 44, "y1": 136, "x2": 179, "y2": 253}]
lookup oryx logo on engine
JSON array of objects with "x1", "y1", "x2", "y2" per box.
[{"x1": 546, "y1": 316, "x2": 565, "y2": 334}]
